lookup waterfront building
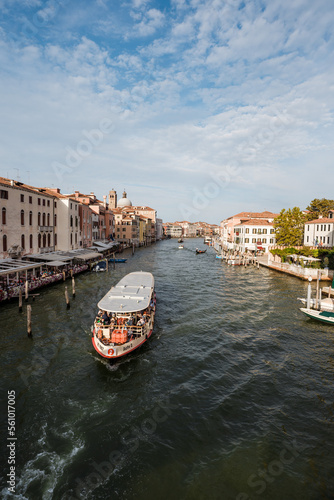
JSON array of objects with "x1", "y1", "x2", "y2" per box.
[
  {"x1": 156, "y1": 218, "x2": 163, "y2": 240},
  {"x1": 233, "y1": 218, "x2": 277, "y2": 253},
  {"x1": 0, "y1": 177, "x2": 55, "y2": 259},
  {"x1": 163, "y1": 223, "x2": 182, "y2": 238},
  {"x1": 304, "y1": 211, "x2": 334, "y2": 247},
  {"x1": 44, "y1": 189, "x2": 81, "y2": 251},
  {"x1": 220, "y1": 211, "x2": 278, "y2": 252}
]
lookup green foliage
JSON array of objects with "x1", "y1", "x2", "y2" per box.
[
  {"x1": 273, "y1": 207, "x2": 306, "y2": 246},
  {"x1": 270, "y1": 247, "x2": 334, "y2": 269},
  {"x1": 306, "y1": 198, "x2": 334, "y2": 220}
]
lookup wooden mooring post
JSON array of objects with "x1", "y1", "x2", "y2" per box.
[
  {"x1": 19, "y1": 288, "x2": 23, "y2": 312},
  {"x1": 65, "y1": 286, "x2": 70, "y2": 309},
  {"x1": 27, "y1": 304, "x2": 32, "y2": 337},
  {"x1": 25, "y1": 280, "x2": 29, "y2": 302},
  {"x1": 72, "y1": 277, "x2": 76, "y2": 297}
]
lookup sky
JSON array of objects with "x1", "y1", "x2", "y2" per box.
[{"x1": 0, "y1": 0, "x2": 333, "y2": 223}]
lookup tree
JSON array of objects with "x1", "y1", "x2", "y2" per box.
[
  {"x1": 274, "y1": 207, "x2": 306, "y2": 246},
  {"x1": 306, "y1": 198, "x2": 334, "y2": 220}
]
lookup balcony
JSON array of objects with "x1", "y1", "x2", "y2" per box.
[{"x1": 39, "y1": 226, "x2": 54, "y2": 232}]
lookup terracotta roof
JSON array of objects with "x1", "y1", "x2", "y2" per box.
[
  {"x1": 0, "y1": 177, "x2": 55, "y2": 197},
  {"x1": 238, "y1": 218, "x2": 275, "y2": 226},
  {"x1": 307, "y1": 218, "x2": 334, "y2": 224},
  {"x1": 229, "y1": 211, "x2": 279, "y2": 220}
]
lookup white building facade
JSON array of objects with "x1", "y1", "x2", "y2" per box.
[{"x1": 304, "y1": 211, "x2": 334, "y2": 247}]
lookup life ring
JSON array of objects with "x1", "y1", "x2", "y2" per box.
[{"x1": 108, "y1": 348, "x2": 114, "y2": 355}]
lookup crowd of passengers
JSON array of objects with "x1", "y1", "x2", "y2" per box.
[{"x1": 96, "y1": 297, "x2": 155, "y2": 330}]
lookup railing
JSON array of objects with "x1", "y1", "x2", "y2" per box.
[{"x1": 39, "y1": 226, "x2": 54, "y2": 232}]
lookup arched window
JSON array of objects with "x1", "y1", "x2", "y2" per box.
[
  {"x1": 42, "y1": 212, "x2": 46, "y2": 226},
  {"x1": 21, "y1": 234, "x2": 25, "y2": 249},
  {"x1": 48, "y1": 233, "x2": 51, "y2": 247},
  {"x1": 38, "y1": 233, "x2": 41, "y2": 248},
  {"x1": 47, "y1": 213, "x2": 50, "y2": 226},
  {"x1": 29, "y1": 211, "x2": 33, "y2": 225},
  {"x1": 38, "y1": 212, "x2": 41, "y2": 226},
  {"x1": 2, "y1": 207, "x2": 6, "y2": 225},
  {"x1": 30, "y1": 234, "x2": 33, "y2": 249},
  {"x1": 43, "y1": 234, "x2": 46, "y2": 247},
  {"x1": 3, "y1": 234, "x2": 7, "y2": 252},
  {"x1": 70, "y1": 215, "x2": 73, "y2": 227},
  {"x1": 21, "y1": 210, "x2": 25, "y2": 225}
]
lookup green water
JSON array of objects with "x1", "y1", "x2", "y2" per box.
[{"x1": 1, "y1": 239, "x2": 334, "y2": 500}]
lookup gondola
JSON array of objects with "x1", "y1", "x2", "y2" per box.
[{"x1": 195, "y1": 248, "x2": 206, "y2": 254}]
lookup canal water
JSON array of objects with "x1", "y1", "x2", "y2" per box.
[{"x1": 1, "y1": 238, "x2": 334, "y2": 500}]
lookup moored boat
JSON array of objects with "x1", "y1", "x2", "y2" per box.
[
  {"x1": 300, "y1": 308, "x2": 334, "y2": 325},
  {"x1": 196, "y1": 248, "x2": 206, "y2": 254},
  {"x1": 108, "y1": 258, "x2": 127, "y2": 263},
  {"x1": 92, "y1": 271, "x2": 156, "y2": 359}
]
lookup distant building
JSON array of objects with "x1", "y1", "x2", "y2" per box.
[{"x1": 304, "y1": 211, "x2": 334, "y2": 247}]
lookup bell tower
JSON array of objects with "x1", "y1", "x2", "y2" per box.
[{"x1": 108, "y1": 189, "x2": 117, "y2": 209}]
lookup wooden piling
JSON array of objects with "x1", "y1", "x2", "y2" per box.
[
  {"x1": 27, "y1": 304, "x2": 32, "y2": 337},
  {"x1": 63, "y1": 270, "x2": 66, "y2": 281},
  {"x1": 72, "y1": 277, "x2": 76, "y2": 297},
  {"x1": 19, "y1": 288, "x2": 23, "y2": 312},
  {"x1": 25, "y1": 280, "x2": 29, "y2": 302},
  {"x1": 315, "y1": 270, "x2": 320, "y2": 309},
  {"x1": 65, "y1": 286, "x2": 70, "y2": 308},
  {"x1": 132, "y1": 243, "x2": 135, "y2": 255}
]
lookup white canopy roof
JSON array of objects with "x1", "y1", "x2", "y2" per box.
[{"x1": 98, "y1": 271, "x2": 154, "y2": 313}]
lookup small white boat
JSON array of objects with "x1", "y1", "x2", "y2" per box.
[
  {"x1": 300, "y1": 308, "x2": 334, "y2": 325},
  {"x1": 178, "y1": 245, "x2": 184, "y2": 249},
  {"x1": 92, "y1": 272, "x2": 156, "y2": 359}
]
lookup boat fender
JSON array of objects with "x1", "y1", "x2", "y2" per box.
[{"x1": 108, "y1": 348, "x2": 114, "y2": 356}]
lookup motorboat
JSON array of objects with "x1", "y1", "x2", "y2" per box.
[{"x1": 92, "y1": 272, "x2": 156, "y2": 359}]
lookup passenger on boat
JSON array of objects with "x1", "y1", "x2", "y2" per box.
[
  {"x1": 137, "y1": 317, "x2": 145, "y2": 326},
  {"x1": 102, "y1": 312, "x2": 110, "y2": 325}
]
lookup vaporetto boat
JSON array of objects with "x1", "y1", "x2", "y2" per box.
[{"x1": 92, "y1": 271, "x2": 156, "y2": 359}]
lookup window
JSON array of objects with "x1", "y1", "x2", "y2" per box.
[
  {"x1": 21, "y1": 210, "x2": 25, "y2": 225},
  {"x1": 47, "y1": 213, "x2": 50, "y2": 226},
  {"x1": 252, "y1": 229, "x2": 257, "y2": 234},
  {"x1": 38, "y1": 234, "x2": 41, "y2": 248},
  {"x1": 307, "y1": 225, "x2": 310, "y2": 231},
  {"x1": 43, "y1": 199, "x2": 45, "y2": 206},
  {"x1": 328, "y1": 237, "x2": 330, "y2": 244},
  {"x1": 29, "y1": 196, "x2": 32, "y2": 204},
  {"x1": 48, "y1": 234, "x2": 51, "y2": 247},
  {"x1": 307, "y1": 236, "x2": 309, "y2": 242},
  {"x1": 262, "y1": 238, "x2": 267, "y2": 243},
  {"x1": 20, "y1": 194, "x2": 24, "y2": 202},
  {"x1": 317, "y1": 225, "x2": 319, "y2": 231},
  {"x1": 43, "y1": 234, "x2": 46, "y2": 247},
  {"x1": 245, "y1": 238, "x2": 249, "y2": 243},
  {"x1": 42, "y1": 213, "x2": 46, "y2": 226},
  {"x1": 0, "y1": 190, "x2": 8, "y2": 199},
  {"x1": 245, "y1": 228, "x2": 249, "y2": 234},
  {"x1": 70, "y1": 233, "x2": 73, "y2": 244},
  {"x1": 321, "y1": 225, "x2": 323, "y2": 231},
  {"x1": 47, "y1": 200, "x2": 50, "y2": 207},
  {"x1": 2, "y1": 207, "x2": 6, "y2": 225},
  {"x1": 252, "y1": 238, "x2": 256, "y2": 243},
  {"x1": 75, "y1": 216, "x2": 78, "y2": 227},
  {"x1": 257, "y1": 229, "x2": 261, "y2": 234},
  {"x1": 29, "y1": 211, "x2": 32, "y2": 225},
  {"x1": 21, "y1": 234, "x2": 25, "y2": 249},
  {"x1": 3, "y1": 234, "x2": 7, "y2": 252},
  {"x1": 262, "y1": 229, "x2": 267, "y2": 234},
  {"x1": 70, "y1": 203, "x2": 73, "y2": 209},
  {"x1": 270, "y1": 238, "x2": 274, "y2": 243},
  {"x1": 38, "y1": 212, "x2": 41, "y2": 225},
  {"x1": 270, "y1": 229, "x2": 275, "y2": 234},
  {"x1": 38, "y1": 198, "x2": 41, "y2": 205},
  {"x1": 55, "y1": 234, "x2": 57, "y2": 245},
  {"x1": 70, "y1": 216, "x2": 73, "y2": 227},
  {"x1": 75, "y1": 233, "x2": 77, "y2": 243},
  {"x1": 54, "y1": 201, "x2": 57, "y2": 208},
  {"x1": 54, "y1": 214, "x2": 57, "y2": 226},
  {"x1": 30, "y1": 234, "x2": 33, "y2": 249},
  {"x1": 328, "y1": 225, "x2": 330, "y2": 231}
]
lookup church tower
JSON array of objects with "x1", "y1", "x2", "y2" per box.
[{"x1": 108, "y1": 189, "x2": 117, "y2": 209}]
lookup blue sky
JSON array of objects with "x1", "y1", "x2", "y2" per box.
[{"x1": 0, "y1": 0, "x2": 333, "y2": 223}]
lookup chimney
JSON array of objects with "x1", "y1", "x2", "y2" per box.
[
  {"x1": 103, "y1": 195, "x2": 107, "y2": 208},
  {"x1": 75, "y1": 190, "x2": 80, "y2": 198}
]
